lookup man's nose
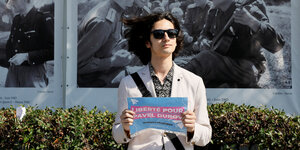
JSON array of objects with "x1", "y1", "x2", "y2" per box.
[{"x1": 162, "y1": 32, "x2": 170, "y2": 40}]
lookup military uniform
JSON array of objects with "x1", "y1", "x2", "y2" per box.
[
  {"x1": 125, "y1": 2, "x2": 150, "y2": 18},
  {"x1": 5, "y1": 8, "x2": 54, "y2": 87},
  {"x1": 184, "y1": 1, "x2": 285, "y2": 88},
  {"x1": 183, "y1": 2, "x2": 211, "y2": 40},
  {"x1": 77, "y1": 1, "x2": 125, "y2": 87}
]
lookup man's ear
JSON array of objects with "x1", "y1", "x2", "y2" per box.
[{"x1": 145, "y1": 41, "x2": 151, "y2": 48}]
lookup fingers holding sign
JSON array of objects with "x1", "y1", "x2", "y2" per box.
[
  {"x1": 120, "y1": 109, "x2": 135, "y2": 132},
  {"x1": 182, "y1": 110, "x2": 196, "y2": 133}
]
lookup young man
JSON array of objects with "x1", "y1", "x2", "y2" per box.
[
  {"x1": 5, "y1": 0, "x2": 54, "y2": 87},
  {"x1": 112, "y1": 12, "x2": 211, "y2": 149},
  {"x1": 185, "y1": 0, "x2": 285, "y2": 88}
]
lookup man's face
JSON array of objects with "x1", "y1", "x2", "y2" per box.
[
  {"x1": 6, "y1": 0, "x2": 26, "y2": 14},
  {"x1": 146, "y1": 19, "x2": 177, "y2": 59}
]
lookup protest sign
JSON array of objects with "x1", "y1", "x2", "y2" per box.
[{"x1": 127, "y1": 97, "x2": 188, "y2": 137}]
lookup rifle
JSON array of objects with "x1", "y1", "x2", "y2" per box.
[{"x1": 210, "y1": 0, "x2": 256, "y2": 55}]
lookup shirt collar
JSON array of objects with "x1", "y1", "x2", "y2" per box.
[{"x1": 149, "y1": 62, "x2": 174, "y2": 82}]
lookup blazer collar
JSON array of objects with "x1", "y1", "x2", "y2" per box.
[
  {"x1": 138, "y1": 63, "x2": 184, "y2": 97},
  {"x1": 138, "y1": 64, "x2": 156, "y2": 97},
  {"x1": 171, "y1": 63, "x2": 184, "y2": 97}
]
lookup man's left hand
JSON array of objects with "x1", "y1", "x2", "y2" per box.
[
  {"x1": 8, "y1": 53, "x2": 28, "y2": 66},
  {"x1": 182, "y1": 110, "x2": 196, "y2": 133}
]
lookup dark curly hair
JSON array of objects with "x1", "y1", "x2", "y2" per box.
[{"x1": 122, "y1": 12, "x2": 184, "y2": 65}]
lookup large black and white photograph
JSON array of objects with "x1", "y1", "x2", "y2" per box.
[
  {"x1": 77, "y1": 0, "x2": 145, "y2": 87},
  {"x1": 77, "y1": 0, "x2": 291, "y2": 89},
  {"x1": 0, "y1": 0, "x2": 54, "y2": 88}
]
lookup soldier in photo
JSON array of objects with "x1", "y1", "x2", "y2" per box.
[
  {"x1": 77, "y1": 0, "x2": 136, "y2": 87},
  {"x1": 171, "y1": 7, "x2": 184, "y2": 24},
  {"x1": 168, "y1": 0, "x2": 181, "y2": 11},
  {"x1": 150, "y1": 0, "x2": 163, "y2": 11},
  {"x1": 124, "y1": 0, "x2": 151, "y2": 18},
  {"x1": 182, "y1": 0, "x2": 212, "y2": 55},
  {"x1": 179, "y1": 0, "x2": 194, "y2": 13},
  {"x1": 170, "y1": 6, "x2": 195, "y2": 56},
  {"x1": 183, "y1": 0, "x2": 211, "y2": 45},
  {"x1": 4, "y1": 0, "x2": 54, "y2": 87},
  {"x1": 184, "y1": 0, "x2": 285, "y2": 88}
]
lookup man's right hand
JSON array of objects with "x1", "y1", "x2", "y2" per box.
[
  {"x1": 193, "y1": 38, "x2": 211, "y2": 52},
  {"x1": 9, "y1": 53, "x2": 28, "y2": 66},
  {"x1": 183, "y1": 31, "x2": 193, "y2": 44},
  {"x1": 120, "y1": 109, "x2": 135, "y2": 133},
  {"x1": 120, "y1": 110, "x2": 197, "y2": 138}
]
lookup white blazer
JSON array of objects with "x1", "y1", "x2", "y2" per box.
[{"x1": 112, "y1": 63, "x2": 212, "y2": 150}]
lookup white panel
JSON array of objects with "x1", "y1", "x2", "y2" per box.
[{"x1": 0, "y1": 0, "x2": 64, "y2": 108}]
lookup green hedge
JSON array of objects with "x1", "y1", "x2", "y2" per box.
[
  {"x1": 0, "y1": 103, "x2": 299, "y2": 149},
  {"x1": 0, "y1": 106, "x2": 121, "y2": 149},
  {"x1": 208, "y1": 103, "x2": 299, "y2": 149}
]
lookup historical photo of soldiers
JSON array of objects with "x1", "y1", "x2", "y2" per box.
[
  {"x1": 77, "y1": 0, "x2": 148, "y2": 87},
  {"x1": 77, "y1": 0, "x2": 291, "y2": 89},
  {"x1": 0, "y1": 0, "x2": 54, "y2": 88}
]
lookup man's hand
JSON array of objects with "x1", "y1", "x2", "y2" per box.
[
  {"x1": 111, "y1": 49, "x2": 133, "y2": 67},
  {"x1": 233, "y1": 7, "x2": 260, "y2": 32},
  {"x1": 182, "y1": 110, "x2": 196, "y2": 133},
  {"x1": 193, "y1": 37, "x2": 211, "y2": 52},
  {"x1": 183, "y1": 31, "x2": 193, "y2": 44},
  {"x1": 8, "y1": 53, "x2": 28, "y2": 66},
  {"x1": 120, "y1": 109, "x2": 135, "y2": 135}
]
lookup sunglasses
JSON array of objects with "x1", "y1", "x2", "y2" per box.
[{"x1": 151, "y1": 29, "x2": 179, "y2": 39}]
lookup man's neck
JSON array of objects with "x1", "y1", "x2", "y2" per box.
[
  {"x1": 218, "y1": 0, "x2": 233, "y2": 12},
  {"x1": 150, "y1": 56, "x2": 173, "y2": 80}
]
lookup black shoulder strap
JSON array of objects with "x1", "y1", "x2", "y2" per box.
[
  {"x1": 165, "y1": 132, "x2": 186, "y2": 150},
  {"x1": 130, "y1": 72, "x2": 152, "y2": 97},
  {"x1": 130, "y1": 72, "x2": 185, "y2": 150}
]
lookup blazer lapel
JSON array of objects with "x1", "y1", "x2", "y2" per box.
[
  {"x1": 138, "y1": 65, "x2": 157, "y2": 97},
  {"x1": 171, "y1": 64, "x2": 183, "y2": 97}
]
